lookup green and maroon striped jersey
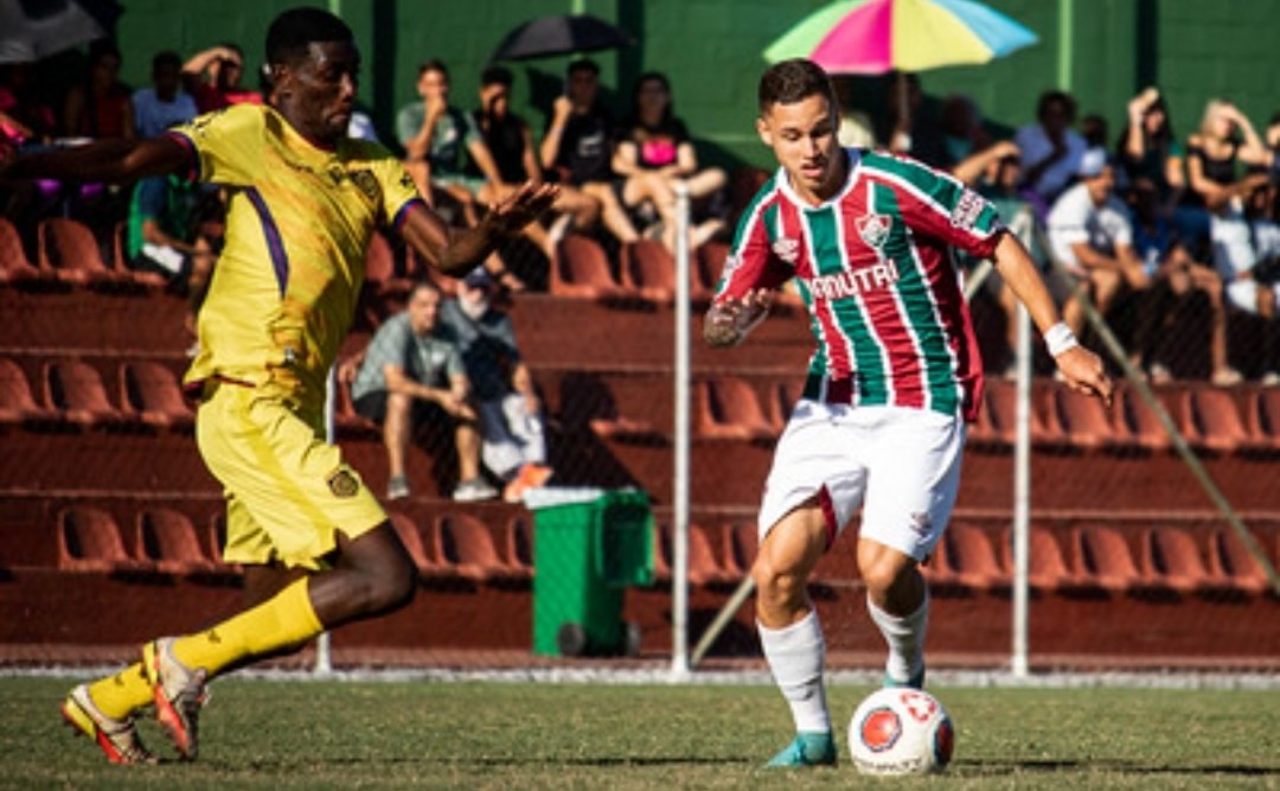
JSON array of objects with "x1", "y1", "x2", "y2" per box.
[{"x1": 715, "y1": 148, "x2": 1005, "y2": 420}]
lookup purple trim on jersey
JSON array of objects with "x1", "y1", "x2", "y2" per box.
[
  {"x1": 164, "y1": 130, "x2": 200, "y2": 182},
  {"x1": 391, "y1": 196, "x2": 428, "y2": 232},
  {"x1": 245, "y1": 187, "x2": 289, "y2": 297}
]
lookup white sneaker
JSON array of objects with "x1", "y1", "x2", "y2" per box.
[{"x1": 453, "y1": 478, "x2": 498, "y2": 502}]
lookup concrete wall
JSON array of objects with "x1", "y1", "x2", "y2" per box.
[{"x1": 111, "y1": 0, "x2": 1280, "y2": 170}]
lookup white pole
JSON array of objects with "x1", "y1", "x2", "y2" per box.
[
  {"x1": 671, "y1": 182, "x2": 692, "y2": 678},
  {"x1": 1010, "y1": 213, "x2": 1033, "y2": 679},
  {"x1": 316, "y1": 366, "x2": 337, "y2": 676}
]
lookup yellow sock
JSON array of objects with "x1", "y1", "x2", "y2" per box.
[
  {"x1": 87, "y1": 662, "x2": 153, "y2": 720},
  {"x1": 171, "y1": 577, "x2": 323, "y2": 676}
]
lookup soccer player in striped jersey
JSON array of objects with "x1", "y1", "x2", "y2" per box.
[
  {"x1": 705, "y1": 59, "x2": 1112, "y2": 768},
  {"x1": 2, "y1": 8, "x2": 554, "y2": 765}
]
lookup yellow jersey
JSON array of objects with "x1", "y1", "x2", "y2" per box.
[{"x1": 170, "y1": 104, "x2": 421, "y2": 409}]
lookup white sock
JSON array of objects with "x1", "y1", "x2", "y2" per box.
[
  {"x1": 867, "y1": 592, "x2": 929, "y2": 683},
  {"x1": 758, "y1": 611, "x2": 830, "y2": 733}
]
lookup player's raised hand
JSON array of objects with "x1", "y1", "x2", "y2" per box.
[
  {"x1": 1054, "y1": 346, "x2": 1113, "y2": 406},
  {"x1": 488, "y1": 181, "x2": 559, "y2": 235},
  {"x1": 704, "y1": 289, "x2": 774, "y2": 347}
]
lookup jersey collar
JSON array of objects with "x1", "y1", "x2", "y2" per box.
[{"x1": 777, "y1": 147, "x2": 862, "y2": 210}]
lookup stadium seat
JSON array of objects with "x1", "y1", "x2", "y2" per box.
[
  {"x1": 120, "y1": 361, "x2": 193, "y2": 430},
  {"x1": 694, "y1": 241, "x2": 728, "y2": 302},
  {"x1": 1048, "y1": 385, "x2": 1118, "y2": 451},
  {"x1": 333, "y1": 380, "x2": 378, "y2": 435},
  {"x1": 0, "y1": 357, "x2": 55, "y2": 425},
  {"x1": 1179, "y1": 387, "x2": 1250, "y2": 454},
  {"x1": 763, "y1": 378, "x2": 806, "y2": 434},
  {"x1": 984, "y1": 379, "x2": 1063, "y2": 447},
  {"x1": 1243, "y1": 389, "x2": 1280, "y2": 453},
  {"x1": 999, "y1": 526, "x2": 1082, "y2": 591},
  {"x1": 620, "y1": 239, "x2": 676, "y2": 303},
  {"x1": 694, "y1": 377, "x2": 775, "y2": 441},
  {"x1": 687, "y1": 523, "x2": 735, "y2": 586},
  {"x1": 964, "y1": 387, "x2": 1000, "y2": 446},
  {"x1": 1207, "y1": 528, "x2": 1272, "y2": 596},
  {"x1": 557, "y1": 371, "x2": 662, "y2": 441},
  {"x1": 725, "y1": 522, "x2": 758, "y2": 578},
  {"x1": 364, "y1": 230, "x2": 412, "y2": 297},
  {"x1": 57, "y1": 506, "x2": 146, "y2": 572},
  {"x1": 505, "y1": 515, "x2": 534, "y2": 575},
  {"x1": 204, "y1": 514, "x2": 243, "y2": 575},
  {"x1": 134, "y1": 508, "x2": 217, "y2": 574},
  {"x1": 1139, "y1": 526, "x2": 1227, "y2": 594},
  {"x1": 1110, "y1": 384, "x2": 1172, "y2": 452},
  {"x1": 110, "y1": 222, "x2": 167, "y2": 290},
  {"x1": 1071, "y1": 524, "x2": 1150, "y2": 593},
  {"x1": 938, "y1": 523, "x2": 1008, "y2": 590},
  {"x1": 436, "y1": 512, "x2": 526, "y2": 583},
  {"x1": 388, "y1": 511, "x2": 446, "y2": 579},
  {"x1": 652, "y1": 522, "x2": 672, "y2": 584},
  {"x1": 551, "y1": 234, "x2": 623, "y2": 299},
  {"x1": 37, "y1": 218, "x2": 125, "y2": 287},
  {"x1": 0, "y1": 217, "x2": 44, "y2": 286},
  {"x1": 42, "y1": 360, "x2": 127, "y2": 428}
]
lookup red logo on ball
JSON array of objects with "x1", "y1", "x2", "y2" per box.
[{"x1": 861, "y1": 707, "x2": 902, "y2": 752}]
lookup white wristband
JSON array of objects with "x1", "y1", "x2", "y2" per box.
[{"x1": 1044, "y1": 322, "x2": 1079, "y2": 357}]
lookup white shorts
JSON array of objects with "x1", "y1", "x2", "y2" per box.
[{"x1": 757, "y1": 401, "x2": 965, "y2": 561}]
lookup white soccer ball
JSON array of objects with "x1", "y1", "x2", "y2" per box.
[{"x1": 848, "y1": 687, "x2": 955, "y2": 776}]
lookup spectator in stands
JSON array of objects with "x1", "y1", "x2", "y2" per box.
[
  {"x1": 1081, "y1": 113, "x2": 1108, "y2": 150},
  {"x1": 396, "y1": 60, "x2": 502, "y2": 227},
  {"x1": 0, "y1": 64, "x2": 55, "y2": 148},
  {"x1": 133, "y1": 51, "x2": 198, "y2": 139},
  {"x1": 1016, "y1": 90, "x2": 1086, "y2": 213},
  {"x1": 1116, "y1": 87, "x2": 1186, "y2": 221},
  {"x1": 440, "y1": 268, "x2": 552, "y2": 503},
  {"x1": 1047, "y1": 148, "x2": 1148, "y2": 348},
  {"x1": 1213, "y1": 174, "x2": 1280, "y2": 383},
  {"x1": 63, "y1": 40, "x2": 135, "y2": 140},
  {"x1": 350, "y1": 281, "x2": 494, "y2": 502},
  {"x1": 182, "y1": 43, "x2": 263, "y2": 113},
  {"x1": 613, "y1": 71, "x2": 727, "y2": 253},
  {"x1": 540, "y1": 58, "x2": 640, "y2": 247},
  {"x1": 1128, "y1": 177, "x2": 1238, "y2": 385}
]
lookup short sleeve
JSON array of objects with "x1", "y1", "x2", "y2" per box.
[
  {"x1": 167, "y1": 104, "x2": 264, "y2": 187},
  {"x1": 369, "y1": 153, "x2": 424, "y2": 229},
  {"x1": 868, "y1": 154, "x2": 1005, "y2": 260},
  {"x1": 459, "y1": 109, "x2": 481, "y2": 146},
  {"x1": 713, "y1": 181, "x2": 792, "y2": 301}
]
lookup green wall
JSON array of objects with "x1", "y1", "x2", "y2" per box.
[{"x1": 112, "y1": 0, "x2": 1280, "y2": 171}]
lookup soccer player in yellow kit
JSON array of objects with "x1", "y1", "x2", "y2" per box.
[{"x1": 0, "y1": 8, "x2": 555, "y2": 764}]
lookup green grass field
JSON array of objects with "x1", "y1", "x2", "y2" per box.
[{"x1": 2, "y1": 676, "x2": 1279, "y2": 789}]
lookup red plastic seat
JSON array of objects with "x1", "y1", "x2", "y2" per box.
[
  {"x1": 1072, "y1": 524, "x2": 1149, "y2": 592},
  {"x1": 134, "y1": 508, "x2": 216, "y2": 574},
  {"x1": 695, "y1": 377, "x2": 774, "y2": 440},
  {"x1": 57, "y1": 506, "x2": 145, "y2": 572},
  {"x1": 38, "y1": 218, "x2": 124, "y2": 287},
  {"x1": 334, "y1": 380, "x2": 378, "y2": 435},
  {"x1": 985, "y1": 379, "x2": 1062, "y2": 447},
  {"x1": 939, "y1": 523, "x2": 1008, "y2": 589},
  {"x1": 1000, "y1": 526, "x2": 1083, "y2": 591},
  {"x1": 1207, "y1": 528, "x2": 1273, "y2": 595},
  {"x1": 687, "y1": 522, "x2": 735, "y2": 586},
  {"x1": 764, "y1": 378, "x2": 806, "y2": 434},
  {"x1": 1140, "y1": 526, "x2": 1228, "y2": 593},
  {"x1": 694, "y1": 241, "x2": 728, "y2": 302},
  {"x1": 365, "y1": 231, "x2": 412, "y2": 297},
  {"x1": 558, "y1": 371, "x2": 661, "y2": 440},
  {"x1": 1180, "y1": 388, "x2": 1250, "y2": 454},
  {"x1": 725, "y1": 522, "x2": 758, "y2": 578},
  {"x1": 551, "y1": 234, "x2": 623, "y2": 299},
  {"x1": 110, "y1": 222, "x2": 167, "y2": 289},
  {"x1": 0, "y1": 217, "x2": 43, "y2": 285},
  {"x1": 505, "y1": 515, "x2": 534, "y2": 574},
  {"x1": 388, "y1": 511, "x2": 443, "y2": 578},
  {"x1": 436, "y1": 512, "x2": 525, "y2": 582},
  {"x1": 43, "y1": 360, "x2": 126, "y2": 427},
  {"x1": 1111, "y1": 384, "x2": 1172, "y2": 452},
  {"x1": 0, "y1": 357, "x2": 55, "y2": 424},
  {"x1": 1243, "y1": 389, "x2": 1280, "y2": 452},
  {"x1": 1049, "y1": 385, "x2": 1118, "y2": 451},
  {"x1": 120, "y1": 361, "x2": 193, "y2": 430},
  {"x1": 620, "y1": 239, "x2": 675, "y2": 302}
]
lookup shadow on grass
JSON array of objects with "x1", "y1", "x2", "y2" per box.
[{"x1": 963, "y1": 759, "x2": 1280, "y2": 777}]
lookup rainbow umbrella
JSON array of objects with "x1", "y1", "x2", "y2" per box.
[{"x1": 764, "y1": 0, "x2": 1038, "y2": 74}]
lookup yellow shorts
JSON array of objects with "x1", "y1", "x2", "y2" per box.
[{"x1": 196, "y1": 380, "x2": 386, "y2": 570}]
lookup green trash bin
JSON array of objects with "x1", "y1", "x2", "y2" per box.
[{"x1": 528, "y1": 489, "x2": 654, "y2": 657}]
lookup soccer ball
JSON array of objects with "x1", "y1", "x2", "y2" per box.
[{"x1": 848, "y1": 687, "x2": 954, "y2": 775}]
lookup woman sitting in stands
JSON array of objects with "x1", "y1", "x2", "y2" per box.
[{"x1": 612, "y1": 71, "x2": 726, "y2": 254}]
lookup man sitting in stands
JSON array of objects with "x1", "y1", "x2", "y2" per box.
[{"x1": 350, "y1": 281, "x2": 495, "y2": 502}]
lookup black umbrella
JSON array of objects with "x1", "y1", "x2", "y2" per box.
[
  {"x1": 489, "y1": 14, "x2": 633, "y2": 63},
  {"x1": 0, "y1": 0, "x2": 122, "y2": 63}
]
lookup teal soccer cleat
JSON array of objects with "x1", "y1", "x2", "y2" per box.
[
  {"x1": 765, "y1": 731, "x2": 837, "y2": 768},
  {"x1": 883, "y1": 664, "x2": 926, "y2": 690}
]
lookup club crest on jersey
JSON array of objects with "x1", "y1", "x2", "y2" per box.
[
  {"x1": 856, "y1": 212, "x2": 892, "y2": 249},
  {"x1": 771, "y1": 238, "x2": 800, "y2": 263}
]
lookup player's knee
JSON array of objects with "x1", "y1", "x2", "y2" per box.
[
  {"x1": 365, "y1": 553, "x2": 417, "y2": 613},
  {"x1": 859, "y1": 559, "x2": 909, "y2": 599},
  {"x1": 753, "y1": 556, "x2": 806, "y2": 606}
]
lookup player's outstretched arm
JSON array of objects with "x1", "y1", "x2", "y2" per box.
[
  {"x1": 0, "y1": 135, "x2": 189, "y2": 184},
  {"x1": 399, "y1": 181, "x2": 557, "y2": 277},
  {"x1": 991, "y1": 232, "x2": 1113, "y2": 404},
  {"x1": 703, "y1": 289, "x2": 773, "y2": 348}
]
